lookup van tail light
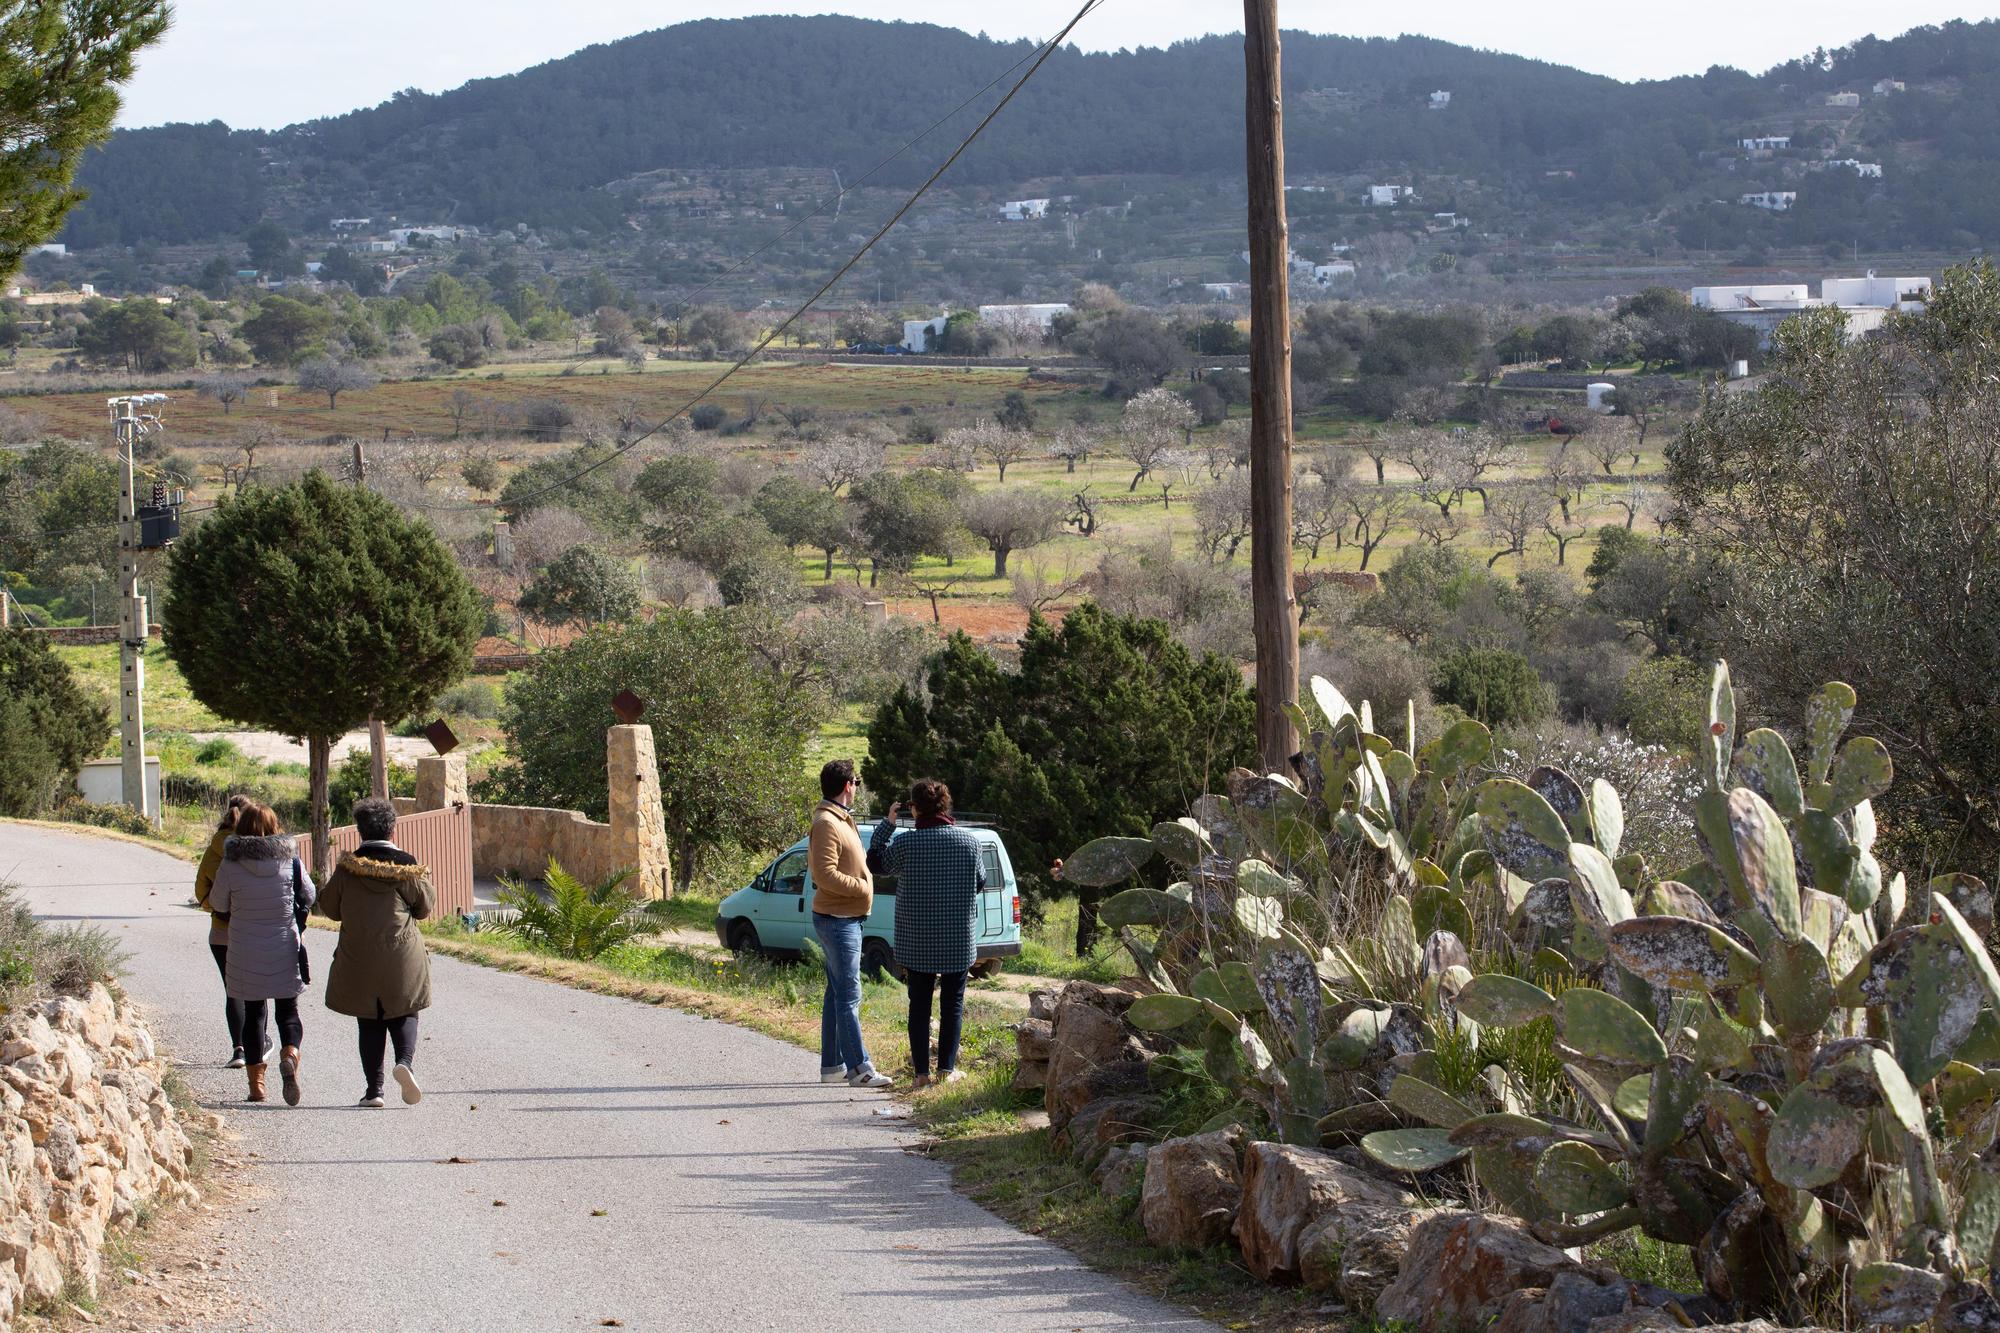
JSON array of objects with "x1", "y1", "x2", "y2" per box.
[{"x1": 1011, "y1": 894, "x2": 1021, "y2": 924}]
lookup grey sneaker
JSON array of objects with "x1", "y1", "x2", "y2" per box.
[
  {"x1": 848, "y1": 1066, "x2": 892, "y2": 1090},
  {"x1": 393, "y1": 1063, "x2": 422, "y2": 1106},
  {"x1": 820, "y1": 1067, "x2": 849, "y2": 1084}
]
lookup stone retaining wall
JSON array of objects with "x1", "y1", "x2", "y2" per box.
[{"x1": 0, "y1": 984, "x2": 197, "y2": 1322}]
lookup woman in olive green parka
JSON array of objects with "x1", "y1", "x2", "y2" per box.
[{"x1": 318, "y1": 798, "x2": 436, "y2": 1107}]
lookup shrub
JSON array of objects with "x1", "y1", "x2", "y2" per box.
[
  {"x1": 689, "y1": 404, "x2": 726, "y2": 431},
  {"x1": 437, "y1": 680, "x2": 501, "y2": 719},
  {"x1": 0, "y1": 630, "x2": 112, "y2": 817},
  {"x1": 194, "y1": 737, "x2": 241, "y2": 765},
  {"x1": 0, "y1": 880, "x2": 127, "y2": 1009},
  {"x1": 1616, "y1": 653, "x2": 1708, "y2": 752},
  {"x1": 495, "y1": 859, "x2": 662, "y2": 960},
  {"x1": 328, "y1": 748, "x2": 415, "y2": 826},
  {"x1": 1430, "y1": 645, "x2": 1550, "y2": 729}
]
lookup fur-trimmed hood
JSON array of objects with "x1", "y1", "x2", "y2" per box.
[
  {"x1": 223, "y1": 834, "x2": 294, "y2": 863},
  {"x1": 336, "y1": 850, "x2": 429, "y2": 883}
]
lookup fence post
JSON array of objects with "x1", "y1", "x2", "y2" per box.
[{"x1": 415, "y1": 754, "x2": 467, "y2": 811}]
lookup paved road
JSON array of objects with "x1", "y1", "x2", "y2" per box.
[{"x1": 1, "y1": 823, "x2": 1209, "y2": 1332}]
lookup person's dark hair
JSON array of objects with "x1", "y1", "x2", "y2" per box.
[
  {"x1": 911, "y1": 779, "x2": 951, "y2": 820},
  {"x1": 234, "y1": 803, "x2": 279, "y2": 838},
  {"x1": 217, "y1": 793, "x2": 252, "y2": 833},
  {"x1": 819, "y1": 759, "x2": 857, "y2": 801},
  {"x1": 353, "y1": 797, "x2": 397, "y2": 844}
]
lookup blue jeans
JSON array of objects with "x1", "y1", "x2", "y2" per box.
[{"x1": 813, "y1": 912, "x2": 870, "y2": 1074}]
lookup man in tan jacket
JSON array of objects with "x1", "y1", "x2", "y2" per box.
[{"x1": 809, "y1": 760, "x2": 891, "y2": 1088}]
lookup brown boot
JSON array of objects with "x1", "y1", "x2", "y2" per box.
[
  {"x1": 279, "y1": 1046, "x2": 302, "y2": 1107},
  {"x1": 245, "y1": 1063, "x2": 267, "y2": 1102}
]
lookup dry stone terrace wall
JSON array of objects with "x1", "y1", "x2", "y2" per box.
[{"x1": 0, "y1": 984, "x2": 198, "y2": 1324}]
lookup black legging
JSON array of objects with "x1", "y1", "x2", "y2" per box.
[
  {"x1": 240, "y1": 998, "x2": 302, "y2": 1067},
  {"x1": 209, "y1": 943, "x2": 245, "y2": 1051},
  {"x1": 905, "y1": 970, "x2": 968, "y2": 1078},
  {"x1": 357, "y1": 1015, "x2": 420, "y2": 1092}
]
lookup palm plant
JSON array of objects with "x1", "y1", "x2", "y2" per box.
[{"x1": 494, "y1": 859, "x2": 663, "y2": 961}]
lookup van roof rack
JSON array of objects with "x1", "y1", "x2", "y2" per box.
[{"x1": 874, "y1": 812, "x2": 1004, "y2": 830}]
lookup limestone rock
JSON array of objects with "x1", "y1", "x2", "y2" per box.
[
  {"x1": 1142, "y1": 1126, "x2": 1246, "y2": 1253},
  {"x1": 1061, "y1": 1095, "x2": 1160, "y2": 1167},
  {"x1": 1299, "y1": 1204, "x2": 1435, "y2": 1309},
  {"x1": 1095, "y1": 1143, "x2": 1146, "y2": 1200},
  {"x1": 1235, "y1": 1142, "x2": 1416, "y2": 1283},
  {"x1": 1028, "y1": 988, "x2": 1059, "y2": 1021},
  {"x1": 1014, "y1": 1017, "x2": 1053, "y2": 1062},
  {"x1": 1011, "y1": 1059, "x2": 1048, "y2": 1093},
  {"x1": 42, "y1": 1119, "x2": 81, "y2": 1181},
  {"x1": 1377, "y1": 1210, "x2": 1611, "y2": 1333},
  {"x1": 1042, "y1": 982, "x2": 1148, "y2": 1130}
]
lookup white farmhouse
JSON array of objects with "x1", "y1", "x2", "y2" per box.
[
  {"x1": 1367, "y1": 184, "x2": 1411, "y2": 207},
  {"x1": 1825, "y1": 91, "x2": 1861, "y2": 108},
  {"x1": 901, "y1": 315, "x2": 949, "y2": 352},
  {"x1": 1428, "y1": 90, "x2": 1451, "y2": 110},
  {"x1": 1739, "y1": 191, "x2": 1797, "y2": 211},
  {"x1": 1873, "y1": 78, "x2": 1905, "y2": 95},
  {"x1": 1740, "y1": 135, "x2": 1792, "y2": 152},
  {"x1": 1691, "y1": 273, "x2": 1931, "y2": 348},
  {"x1": 999, "y1": 198, "x2": 1049, "y2": 221},
  {"x1": 1312, "y1": 262, "x2": 1356, "y2": 286},
  {"x1": 977, "y1": 303, "x2": 1071, "y2": 335}
]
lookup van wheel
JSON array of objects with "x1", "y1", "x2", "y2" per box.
[
  {"x1": 860, "y1": 938, "x2": 897, "y2": 981},
  {"x1": 726, "y1": 920, "x2": 760, "y2": 957}
]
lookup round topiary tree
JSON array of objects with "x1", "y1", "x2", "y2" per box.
[
  {"x1": 0, "y1": 629, "x2": 111, "y2": 817},
  {"x1": 162, "y1": 471, "x2": 483, "y2": 878}
]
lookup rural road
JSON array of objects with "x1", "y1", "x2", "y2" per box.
[{"x1": 1, "y1": 823, "x2": 1210, "y2": 1332}]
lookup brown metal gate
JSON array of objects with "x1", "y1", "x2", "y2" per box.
[{"x1": 306, "y1": 804, "x2": 475, "y2": 916}]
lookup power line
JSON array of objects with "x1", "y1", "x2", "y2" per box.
[{"x1": 415, "y1": 0, "x2": 1106, "y2": 517}]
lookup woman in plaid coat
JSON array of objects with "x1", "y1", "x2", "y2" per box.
[{"x1": 867, "y1": 779, "x2": 985, "y2": 1086}]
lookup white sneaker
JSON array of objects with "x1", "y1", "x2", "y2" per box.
[
  {"x1": 848, "y1": 1067, "x2": 892, "y2": 1089},
  {"x1": 820, "y1": 1067, "x2": 849, "y2": 1084},
  {"x1": 358, "y1": 1090, "x2": 385, "y2": 1108},
  {"x1": 393, "y1": 1063, "x2": 422, "y2": 1105}
]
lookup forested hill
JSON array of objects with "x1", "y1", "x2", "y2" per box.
[{"x1": 59, "y1": 15, "x2": 2000, "y2": 249}]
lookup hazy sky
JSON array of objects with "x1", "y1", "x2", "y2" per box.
[{"x1": 119, "y1": 0, "x2": 1989, "y2": 130}]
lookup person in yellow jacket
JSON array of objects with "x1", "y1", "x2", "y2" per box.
[
  {"x1": 808, "y1": 760, "x2": 890, "y2": 1089},
  {"x1": 192, "y1": 795, "x2": 252, "y2": 1068}
]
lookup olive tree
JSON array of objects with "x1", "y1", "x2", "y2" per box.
[
  {"x1": 162, "y1": 472, "x2": 483, "y2": 878},
  {"x1": 958, "y1": 487, "x2": 1065, "y2": 577}
]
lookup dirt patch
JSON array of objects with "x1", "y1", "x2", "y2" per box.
[{"x1": 884, "y1": 601, "x2": 1069, "y2": 639}]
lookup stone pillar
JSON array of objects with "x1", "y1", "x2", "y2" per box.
[
  {"x1": 862, "y1": 600, "x2": 887, "y2": 626},
  {"x1": 491, "y1": 520, "x2": 513, "y2": 569},
  {"x1": 415, "y1": 753, "x2": 468, "y2": 811},
  {"x1": 606, "y1": 724, "x2": 673, "y2": 901}
]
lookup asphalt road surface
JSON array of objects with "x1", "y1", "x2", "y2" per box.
[{"x1": 1, "y1": 822, "x2": 1211, "y2": 1332}]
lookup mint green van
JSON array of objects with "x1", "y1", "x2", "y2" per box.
[{"x1": 714, "y1": 821, "x2": 1022, "y2": 978}]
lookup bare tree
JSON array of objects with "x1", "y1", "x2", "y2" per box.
[
  {"x1": 1196, "y1": 418, "x2": 1247, "y2": 479},
  {"x1": 1292, "y1": 450, "x2": 1352, "y2": 560},
  {"x1": 1412, "y1": 506, "x2": 1463, "y2": 551},
  {"x1": 383, "y1": 437, "x2": 462, "y2": 489},
  {"x1": 1347, "y1": 485, "x2": 1410, "y2": 570},
  {"x1": 1609, "y1": 379, "x2": 1682, "y2": 464},
  {"x1": 1484, "y1": 482, "x2": 1550, "y2": 567},
  {"x1": 508, "y1": 506, "x2": 598, "y2": 575},
  {"x1": 777, "y1": 403, "x2": 818, "y2": 437},
  {"x1": 1068, "y1": 487, "x2": 1101, "y2": 537},
  {"x1": 1396, "y1": 429, "x2": 1468, "y2": 518},
  {"x1": 1608, "y1": 477, "x2": 1651, "y2": 530},
  {"x1": 1193, "y1": 470, "x2": 1254, "y2": 563},
  {"x1": 1354, "y1": 433, "x2": 1393, "y2": 485},
  {"x1": 1581, "y1": 415, "x2": 1635, "y2": 476},
  {"x1": 1543, "y1": 443, "x2": 1594, "y2": 525},
  {"x1": 1048, "y1": 422, "x2": 1099, "y2": 474},
  {"x1": 1449, "y1": 426, "x2": 1519, "y2": 513},
  {"x1": 296, "y1": 357, "x2": 379, "y2": 409},
  {"x1": 445, "y1": 387, "x2": 481, "y2": 438},
  {"x1": 1119, "y1": 387, "x2": 1196, "y2": 491},
  {"x1": 893, "y1": 568, "x2": 978, "y2": 625},
  {"x1": 959, "y1": 487, "x2": 1066, "y2": 577},
  {"x1": 1010, "y1": 552, "x2": 1091, "y2": 615},
  {"x1": 947, "y1": 420, "x2": 1037, "y2": 481},
  {"x1": 798, "y1": 434, "x2": 883, "y2": 495},
  {"x1": 199, "y1": 372, "x2": 254, "y2": 416}
]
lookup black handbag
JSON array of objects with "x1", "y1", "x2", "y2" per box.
[{"x1": 292, "y1": 859, "x2": 311, "y2": 986}]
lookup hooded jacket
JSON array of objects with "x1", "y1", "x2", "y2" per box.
[
  {"x1": 208, "y1": 834, "x2": 316, "y2": 1001},
  {"x1": 317, "y1": 842, "x2": 435, "y2": 1019},
  {"x1": 807, "y1": 801, "x2": 872, "y2": 918}
]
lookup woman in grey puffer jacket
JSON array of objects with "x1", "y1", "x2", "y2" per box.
[{"x1": 208, "y1": 803, "x2": 316, "y2": 1104}]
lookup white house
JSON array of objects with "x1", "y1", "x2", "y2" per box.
[
  {"x1": 1312, "y1": 262, "x2": 1356, "y2": 286},
  {"x1": 1740, "y1": 135, "x2": 1792, "y2": 152},
  {"x1": 353, "y1": 239, "x2": 399, "y2": 254},
  {"x1": 1740, "y1": 191, "x2": 1797, "y2": 211},
  {"x1": 1825, "y1": 91, "x2": 1861, "y2": 108},
  {"x1": 29, "y1": 243, "x2": 66, "y2": 258},
  {"x1": 329, "y1": 217, "x2": 372, "y2": 232},
  {"x1": 1367, "y1": 185, "x2": 1411, "y2": 207},
  {"x1": 1692, "y1": 274, "x2": 1931, "y2": 348},
  {"x1": 977, "y1": 302, "x2": 1070, "y2": 334},
  {"x1": 1201, "y1": 283, "x2": 1245, "y2": 300},
  {"x1": 1428, "y1": 90, "x2": 1451, "y2": 110},
  {"x1": 1815, "y1": 159, "x2": 1883, "y2": 178},
  {"x1": 1873, "y1": 79, "x2": 1905, "y2": 96},
  {"x1": 901, "y1": 315, "x2": 949, "y2": 352},
  {"x1": 1432, "y1": 212, "x2": 1470, "y2": 228},
  {"x1": 389, "y1": 225, "x2": 468, "y2": 246},
  {"x1": 999, "y1": 198, "x2": 1049, "y2": 221}
]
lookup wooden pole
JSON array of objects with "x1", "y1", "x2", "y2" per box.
[
  {"x1": 1244, "y1": 0, "x2": 1299, "y2": 774},
  {"x1": 353, "y1": 439, "x2": 389, "y2": 800}
]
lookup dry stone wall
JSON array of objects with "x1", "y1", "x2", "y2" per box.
[{"x1": 0, "y1": 984, "x2": 197, "y2": 1324}]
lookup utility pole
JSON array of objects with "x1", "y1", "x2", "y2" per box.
[
  {"x1": 1244, "y1": 0, "x2": 1299, "y2": 774},
  {"x1": 352, "y1": 439, "x2": 390, "y2": 800},
  {"x1": 109, "y1": 394, "x2": 168, "y2": 823}
]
